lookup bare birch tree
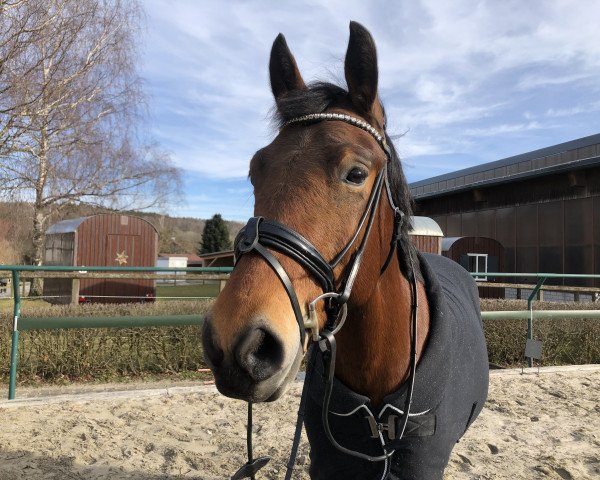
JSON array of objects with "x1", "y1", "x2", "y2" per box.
[{"x1": 0, "y1": 0, "x2": 181, "y2": 293}]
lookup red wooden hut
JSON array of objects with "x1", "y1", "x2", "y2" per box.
[
  {"x1": 442, "y1": 236, "x2": 505, "y2": 298},
  {"x1": 409, "y1": 216, "x2": 444, "y2": 254},
  {"x1": 43, "y1": 214, "x2": 158, "y2": 303}
]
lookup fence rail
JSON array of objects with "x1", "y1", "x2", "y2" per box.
[
  {"x1": 2, "y1": 266, "x2": 600, "y2": 399},
  {"x1": 471, "y1": 272, "x2": 600, "y2": 367},
  {"x1": 2, "y1": 264, "x2": 233, "y2": 400}
]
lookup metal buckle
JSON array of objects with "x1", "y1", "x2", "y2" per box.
[{"x1": 304, "y1": 292, "x2": 347, "y2": 344}]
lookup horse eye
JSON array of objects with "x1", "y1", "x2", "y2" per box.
[{"x1": 345, "y1": 167, "x2": 368, "y2": 185}]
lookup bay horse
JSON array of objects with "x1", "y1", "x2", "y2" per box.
[{"x1": 202, "y1": 21, "x2": 489, "y2": 480}]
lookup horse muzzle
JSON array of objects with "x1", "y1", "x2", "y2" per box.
[{"x1": 202, "y1": 318, "x2": 303, "y2": 402}]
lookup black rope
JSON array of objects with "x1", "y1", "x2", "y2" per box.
[
  {"x1": 284, "y1": 350, "x2": 318, "y2": 479},
  {"x1": 231, "y1": 401, "x2": 270, "y2": 480},
  {"x1": 247, "y1": 402, "x2": 254, "y2": 475}
]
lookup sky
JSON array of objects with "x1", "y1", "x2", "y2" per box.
[{"x1": 140, "y1": 0, "x2": 600, "y2": 221}]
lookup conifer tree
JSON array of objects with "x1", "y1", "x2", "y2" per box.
[{"x1": 199, "y1": 214, "x2": 231, "y2": 254}]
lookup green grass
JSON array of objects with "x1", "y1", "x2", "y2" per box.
[
  {"x1": 156, "y1": 282, "x2": 220, "y2": 299},
  {"x1": 0, "y1": 297, "x2": 48, "y2": 313}
]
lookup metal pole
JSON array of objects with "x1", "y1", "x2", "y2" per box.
[
  {"x1": 526, "y1": 277, "x2": 546, "y2": 368},
  {"x1": 481, "y1": 310, "x2": 600, "y2": 320},
  {"x1": 8, "y1": 270, "x2": 21, "y2": 400}
]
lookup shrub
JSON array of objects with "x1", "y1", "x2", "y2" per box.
[
  {"x1": 481, "y1": 299, "x2": 600, "y2": 367},
  {"x1": 1, "y1": 298, "x2": 598, "y2": 385},
  {"x1": 0, "y1": 300, "x2": 211, "y2": 384}
]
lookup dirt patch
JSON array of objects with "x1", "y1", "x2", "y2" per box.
[{"x1": 1, "y1": 368, "x2": 599, "y2": 479}]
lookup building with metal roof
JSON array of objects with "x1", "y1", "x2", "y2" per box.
[
  {"x1": 410, "y1": 133, "x2": 600, "y2": 200},
  {"x1": 409, "y1": 134, "x2": 600, "y2": 288}
]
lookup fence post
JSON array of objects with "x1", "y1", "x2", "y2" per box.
[
  {"x1": 71, "y1": 278, "x2": 80, "y2": 305},
  {"x1": 8, "y1": 270, "x2": 21, "y2": 400},
  {"x1": 526, "y1": 277, "x2": 546, "y2": 368}
]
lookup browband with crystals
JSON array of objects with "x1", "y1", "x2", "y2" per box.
[{"x1": 284, "y1": 112, "x2": 391, "y2": 158}]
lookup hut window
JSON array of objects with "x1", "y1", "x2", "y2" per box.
[{"x1": 468, "y1": 253, "x2": 488, "y2": 281}]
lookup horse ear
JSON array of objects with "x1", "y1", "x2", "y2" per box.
[
  {"x1": 269, "y1": 33, "x2": 306, "y2": 102},
  {"x1": 344, "y1": 21, "x2": 379, "y2": 114}
]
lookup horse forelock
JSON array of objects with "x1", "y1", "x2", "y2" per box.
[{"x1": 271, "y1": 82, "x2": 349, "y2": 128}]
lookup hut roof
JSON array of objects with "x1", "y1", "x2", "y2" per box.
[
  {"x1": 46, "y1": 217, "x2": 87, "y2": 234},
  {"x1": 409, "y1": 216, "x2": 444, "y2": 237},
  {"x1": 441, "y1": 236, "x2": 463, "y2": 252},
  {"x1": 46, "y1": 214, "x2": 157, "y2": 235},
  {"x1": 441, "y1": 236, "x2": 503, "y2": 253}
]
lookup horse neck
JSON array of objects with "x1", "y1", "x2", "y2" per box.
[{"x1": 333, "y1": 203, "x2": 430, "y2": 407}]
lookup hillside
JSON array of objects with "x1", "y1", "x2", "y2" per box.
[
  {"x1": 134, "y1": 211, "x2": 244, "y2": 254},
  {"x1": 0, "y1": 202, "x2": 244, "y2": 263}
]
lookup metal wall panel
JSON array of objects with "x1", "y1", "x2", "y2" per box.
[
  {"x1": 495, "y1": 206, "x2": 516, "y2": 275},
  {"x1": 538, "y1": 200, "x2": 564, "y2": 285},
  {"x1": 594, "y1": 196, "x2": 600, "y2": 288},
  {"x1": 446, "y1": 214, "x2": 462, "y2": 237},
  {"x1": 432, "y1": 215, "x2": 447, "y2": 236},
  {"x1": 461, "y1": 211, "x2": 478, "y2": 237},
  {"x1": 476, "y1": 209, "x2": 496, "y2": 238},
  {"x1": 516, "y1": 204, "x2": 538, "y2": 282},
  {"x1": 564, "y1": 197, "x2": 594, "y2": 286}
]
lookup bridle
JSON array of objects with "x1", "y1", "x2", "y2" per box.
[
  {"x1": 231, "y1": 112, "x2": 419, "y2": 480},
  {"x1": 234, "y1": 113, "x2": 404, "y2": 344}
]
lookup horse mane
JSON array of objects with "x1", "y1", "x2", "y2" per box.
[{"x1": 272, "y1": 81, "x2": 422, "y2": 282}]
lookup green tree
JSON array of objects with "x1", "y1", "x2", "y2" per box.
[{"x1": 199, "y1": 214, "x2": 231, "y2": 254}]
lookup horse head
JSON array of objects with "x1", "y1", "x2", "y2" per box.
[{"x1": 202, "y1": 21, "x2": 417, "y2": 404}]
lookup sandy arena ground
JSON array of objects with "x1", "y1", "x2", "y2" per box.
[{"x1": 0, "y1": 366, "x2": 599, "y2": 480}]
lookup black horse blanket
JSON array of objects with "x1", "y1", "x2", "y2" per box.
[{"x1": 304, "y1": 252, "x2": 489, "y2": 479}]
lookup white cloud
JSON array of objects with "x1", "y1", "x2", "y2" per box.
[
  {"x1": 517, "y1": 72, "x2": 594, "y2": 90},
  {"x1": 139, "y1": 0, "x2": 600, "y2": 219},
  {"x1": 465, "y1": 121, "x2": 544, "y2": 137}
]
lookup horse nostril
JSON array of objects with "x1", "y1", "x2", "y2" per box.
[
  {"x1": 235, "y1": 327, "x2": 284, "y2": 382},
  {"x1": 202, "y1": 319, "x2": 224, "y2": 368}
]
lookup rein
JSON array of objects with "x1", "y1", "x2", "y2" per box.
[{"x1": 231, "y1": 113, "x2": 418, "y2": 479}]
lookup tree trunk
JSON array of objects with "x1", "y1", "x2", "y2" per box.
[
  {"x1": 30, "y1": 210, "x2": 45, "y2": 296},
  {"x1": 30, "y1": 120, "x2": 49, "y2": 297}
]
